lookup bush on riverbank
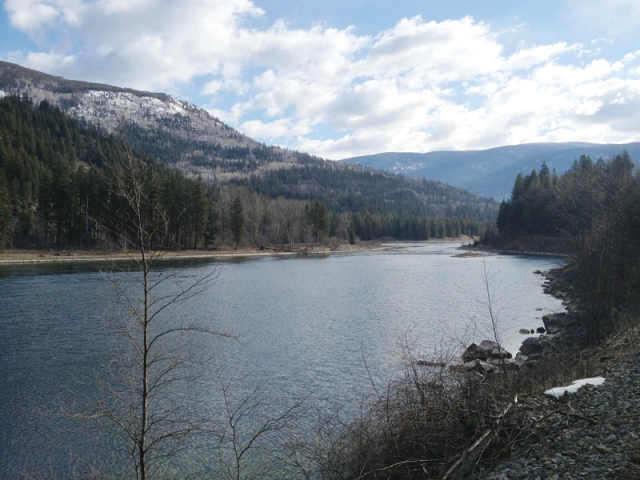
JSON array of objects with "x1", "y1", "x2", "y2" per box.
[{"x1": 313, "y1": 323, "x2": 621, "y2": 479}]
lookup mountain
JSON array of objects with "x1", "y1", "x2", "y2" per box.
[
  {"x1": 0, "y1": 62, "x2": 498, "y2": 248},
  {"x1": 342, "y1": 142, "x2": 640, "y2": 200},
  {"x1": 0, "y1": 60, "x2": 261, "y2": 148}
]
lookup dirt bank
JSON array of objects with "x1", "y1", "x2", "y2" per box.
[{"x1": 0, "y1": 242, "x2": 388, "y2": 265}]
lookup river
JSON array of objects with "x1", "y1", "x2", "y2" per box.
[{"x1": 0, "y1": 242, "x2": 564, "y2": 478}]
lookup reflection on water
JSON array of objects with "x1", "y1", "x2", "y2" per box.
[{"x1": 0, "y1": 242, "x2": 564, "y2": 478}]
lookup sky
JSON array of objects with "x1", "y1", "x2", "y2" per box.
[{"x1": 2, "y1": 0, "x2": 640, "y2": 160}]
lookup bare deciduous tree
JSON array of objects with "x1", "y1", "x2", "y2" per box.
[{"x1": 96, "y1": 155, "x2": 225, "y2": 479}]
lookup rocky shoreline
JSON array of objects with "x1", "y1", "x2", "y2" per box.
[
  {"x1": 515, "y1": 269, "x2": 586, "y2": 367},
  {"x1": 457, "y1": 268, "x2": 584, "y2": 375},
  {"x1": 476, "y1": 343, "x2": 640, "y2": 479},
  {"x1": 470, "y1": 267, "x2": 640, "y2": 479}
]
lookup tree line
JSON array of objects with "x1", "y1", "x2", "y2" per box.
[
  {"x1": 0, "y1": 96, "x2": 492, "y2": 250},
  {"x1": 489, "y1": 152, "x2": 640, "y2": 343}
]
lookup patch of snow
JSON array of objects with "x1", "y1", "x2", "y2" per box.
[{"x1": 544, "y1": 377, "x2": 605, "y2": 399}]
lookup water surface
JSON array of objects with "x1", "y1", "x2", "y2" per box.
[{"x1": 0, "y1": 242, "x2": 564, "y2": 478}]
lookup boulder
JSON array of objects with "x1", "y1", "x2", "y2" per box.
[
  {"x1": 487, "y1": 357, "x2": 519, "y2": 370},
  {"x1": 480, "y1": 340, "x2": 513, "y2": 359},
  {"x1": 542, "y1": 312, "x2": 572, "y2": 334},
  {"x1": 519, "y1": 337, "x2": 542, "y2": 357},
  {"x1": 493, "y1": 346, "x2": 512, "y2": 360},
  {"x1": 478, "y1": 340, "x2": 498, "y2": 350},
  {"x1": 462, "y1": 340, "x2": 512, "y2": 363},
  {"x1": 462, "y1": 343, "x2": 480, "y2": 363},
  {"x1": 536, "y1": 327, "x2": 546, "y2": 334},
  {"x1": 455, "y1": 359, "x2": 499, "y2": 374},
  {"x1": 514, "y1": 353, "x2": 528, "y2": 366},
  {"x1": 519, "y1": 328, "x2": 532, "y2": 334},
  {"x1": 475, "y1": 360, "x2": 499, "y2": 374}
]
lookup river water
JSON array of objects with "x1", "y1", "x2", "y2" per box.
[{"x1": 0, "y1": 242, "x2": 564, "y2": 478}]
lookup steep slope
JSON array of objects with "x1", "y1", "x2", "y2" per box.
[
  {"x1": 343, "y1": 142, "x2": 640, "y2": 200},
  {"x1": 0, "y1": 60, "x2": 257, "y2": 149}
]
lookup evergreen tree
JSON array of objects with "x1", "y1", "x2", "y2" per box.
[
  {"x1": 308, "y1": 200, "x2": 330, "y2": 243},
  {"x1": 230, "y1": 196, "x2": 245, "y2": 250},
  {"x1": 0, "y1": 173, "x2": 11, "y2": 247}
]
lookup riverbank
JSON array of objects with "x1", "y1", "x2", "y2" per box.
[
  {"x1": 0, "y1": 242, "x2": 385, "y2": 265},
  {"x1": 353, "y1": 260, "x2": 640, "y2": 480},
  {"x1": 461, "y1": 235, "x2": 572, "y2": 258},
  {"x1": 0, "y1": 236, "x2": 476, "y2": 265},
  {"x1": 476, "y1": 322, "x2": 640, "y2": 479},
  {"x1": 470, "y1": 265, "x2": 640, "y2": 479},
  {"x1": 458, "y1": 240, "x2": 569, "y2": 259}
]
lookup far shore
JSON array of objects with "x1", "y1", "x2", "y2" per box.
[
  {"x1": 0, "y1": 243, "x2": 385, "y2": 265},
  {"x1": 0, "y1": 237, "x2": 475, "y2": 265}
]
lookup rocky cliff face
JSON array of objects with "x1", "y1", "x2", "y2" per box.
[{"x1": 0, "y1": 60, "x2": 257, "y2": 149}]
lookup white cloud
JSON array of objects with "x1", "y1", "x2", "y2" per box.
[
  {"x1": 503, "y1": 42, "x2": 578, "y2": 71},
  {"x1": 241, "y1": 118, "x2": 311, "y2": 139},
  {"x1": 359, "y1": 16, "x2": 503, "y2": 83},
  {"x1": 4, "y1": 0, "x2": 640, "y2": 159},
  {"x1": 201, "y1": 80, "x2": 222, "y2": 96},
  {"x1": 5, "y1": 0, "x2": 59, "y2": 32},
  {"x1": 24, "y1": 51, "x2": 76, "y2": 71},
  {"x1": 6, "y1": 0, "x2": 265, "y2": 89}
]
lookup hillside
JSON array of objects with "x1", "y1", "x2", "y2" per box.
[
  {"x1": 0, "y1": 60, "x2": 257, "y2": 150},
  {"x1": 0, "y1": 80, "x2": 497, "y2": 249},
  {"x1": 343, "y1": 142, "x2": 640, "y2": 200},
  {"x1": 0, "y1": 62, "x2": 497, "y2": 238}
]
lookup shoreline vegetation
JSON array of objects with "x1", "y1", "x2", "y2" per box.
[
  {"x1": 473, "y1": 266, "x2": 640, "y2": 479},
  {"x1": 465, "y1": 153, "x2": 640, "y2": 478},
  {"x1": 298, "y1": 157, "x2": 640, "y2": 478}
]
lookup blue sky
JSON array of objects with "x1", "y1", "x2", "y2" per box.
[{"x1": 2, "y1": 0, "x2": 640, "y2": 159}]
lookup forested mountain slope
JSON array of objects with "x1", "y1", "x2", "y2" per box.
[
  {"x1": 118, "y1": 120, "x2": 494, "y2": 221},
  {"x1": 0, "y1": 95, "x2": 215, "y2": 249},
  {"x1": 343, "y1": 142, "x2": 640, "y2": 200},
  {"x1": 0, "y1": 62, "x2": 498, "y2": 248},
  {"x1": 0, "y1": 95, "x2": 495, "y2": 249}
]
